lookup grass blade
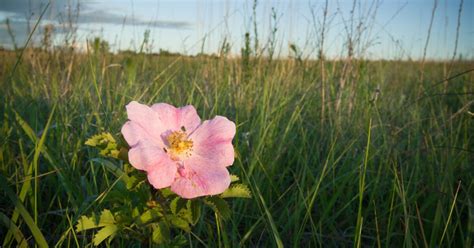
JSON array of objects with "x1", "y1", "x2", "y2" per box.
[
  {"x1": 0, "y1": 211, "x2": 28, "y2": 247},
  {"x1": 0, "y1": 173, "x2": 48, "y2": 247}
]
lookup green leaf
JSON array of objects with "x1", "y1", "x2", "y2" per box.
[
  {"x1": 160, "y1": 188, "x2": 175, "y2": 197},
  {"x1": 136, "y1": 207, "x2": 163, "y2": 225},
  {"x1": 170, "y1": 197, "x2": 188, "y2": 215},
  {"x1": 76, "y1": 215, "x2": 97, "y2": 232},
  {"x1": 230, "y1": 174, "x2": 240, "y2": 182},
  {"x1": 125, "y1": 171, "x2": 147, "y2": 190},
  {"x1": 152, "y1": 222, "x2": 170, "y2": 244},
  {"x1": 85, "y1": 137, "x2": 99, "y2": 146},
  {"x1": 85, "y1": 132, "x2": 120, "y2": 158},
  {"x1": 125, "y1": 175, "x2": 141, "y2": 190},
  {"x1": 179, "y1": 208, "x2": 193, "y2": 225},
  {"x1": 76, "y1": 210, "x2": 118, "y2": 246},
  {"x1": 131, "y1": 207, "x2": 140, "y2": 219},
  {"x1": 167, "y1": 215, "x2": 191, "y2": 232},
  {"x1": 169, "y1": 197, "x2": 194, "y2": 225},
  {"x1": 76, "y1": 209, "x2": 115, "y2": 232},
  {"x1": 98, "y1": 209, "x2": 115, "y2": 225},
  {"x1": 220, "y1": 184, "x2": 252, "y2": 198},
  {"x1": 169, "y1": 234, "x2": 188, "y2": 247},
  {"x1": 85, "y1": 132, "x2": 116, "y2": 147},
  {"x1": 93, "y1": 224, "x2": 118, "y2": 246},
  {"x1": 189, "y1": 200, "x2": 201, "y2": 225},
  {"x1": 204, "y1": 197, "x2": 231, "y2": 220}
]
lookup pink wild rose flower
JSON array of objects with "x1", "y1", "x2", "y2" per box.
[{"x1": 121, "y1": 101, "x2": 236, "y2": 199}]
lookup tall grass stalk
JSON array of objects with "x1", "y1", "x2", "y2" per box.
[{"x1": 354, "y1": 117, "x2": 372, "y2": 247}]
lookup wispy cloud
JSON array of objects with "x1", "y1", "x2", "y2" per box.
[
  {"x1": 0, "y1": 0, "x2": 192, "y2": 30},
  {"x1": 77, "y1": 10, "x2": 192, "y2": 29}
]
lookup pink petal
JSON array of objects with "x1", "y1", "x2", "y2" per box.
[
  {"x1": 129, "y1": 145, "x2": 177, "y2": 188},
  {"x1": 192, "y1": 163, "x2": 231, "y2": 195},
  {"x1": 121, "y1": 121, "x2": 162, "y2": 147},
  {"x1": 190, "y1": 116, "x2": 236, "y2": 167},
  {"x1": 170, "y1": 177, "x2": 205, "y2": 199},
  {"x1": 150, "y1": 103, "x2": 179, "y2": 130},
  {"x1": 171, "y1": 162, "x2": 231, "y2": 199},
  {"x1": 125, "y1": 101, "x2": 168, "y2": 143},
  {"x1": 177, "y1": 105, "x2": 201, "y2": 132},
  {"x1": 151, "y1": 103, "x2": 201, "y2": 132},
  {"x1": 147, "y1": 162, "x2": 178, "y2": 189},
  {"x1": 128, "y1": 145, "x2": 170, "y2": 171}
]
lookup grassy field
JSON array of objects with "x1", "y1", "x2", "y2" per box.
[{"x1": 0, "y1": 45, "x2": 473, "y2": 247}]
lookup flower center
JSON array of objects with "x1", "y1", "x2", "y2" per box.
[{"x1": 166, "y1": 130, "x2": 193, "y2": 160}]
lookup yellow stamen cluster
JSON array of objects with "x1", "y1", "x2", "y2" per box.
[{"x1": 166, "y1": 130, "x2": 193, "y2": 160}]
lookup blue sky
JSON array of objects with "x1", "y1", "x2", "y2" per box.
[{"x1": 0, "y1": 0, "x2": 472, "y2": 60}]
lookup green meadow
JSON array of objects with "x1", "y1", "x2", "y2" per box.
[{"x1": 0, "y1": 41, "x2": 473, "y2": 246}]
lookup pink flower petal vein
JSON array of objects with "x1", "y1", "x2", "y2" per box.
[{"x1": 121, "y1": 101, "x2": 236, "y2": 199}]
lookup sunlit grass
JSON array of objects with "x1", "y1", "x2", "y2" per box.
[{"x1": 0, "y1": 46, "x2": 473, "y2": 246}]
